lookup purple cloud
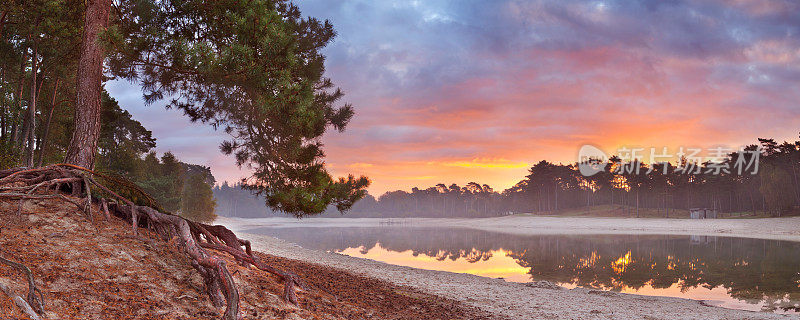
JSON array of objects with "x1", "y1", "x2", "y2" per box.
[{"x1": 108, "y1": 0, "x2": 800, "y2": 195}]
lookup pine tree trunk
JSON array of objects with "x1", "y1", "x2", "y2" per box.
[
  {"x1": 64, "y1": 0, "x2": 112, "y2": 169},
  {"x1": 0, "y1": 19, "x2": 4, "y2": 137},
  {"x1": 792, "y1": 162, "x2": 800, "y2": 205},
  {"x1": 10, "y1": 56, "x2": 26, "y2": 148},
  {"x1": 586, "y1": 189, "x2": 590, "y2": 207},
  {"x1": 554, "y1": 183, "x2": 558, "y2": 211},
  {"x1": 0, "y1": 10, "x2": 6, "y2": 35},
  {"x1": 611, "y1": 189, "x2": 614, "y2": 206},
  {"x1": 0, "y1": 66, "x2": 5, "y2": 141},
  {"x1": 23, "y1": 50, "x2": 38, "y2": 167}
]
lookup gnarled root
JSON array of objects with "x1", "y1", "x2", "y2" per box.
[
  {"x1": 0, "y1": 254, "x2": 45, "y2": 318},
  {"x1": 195, "y1": 224, "x2": 304, "y2": 304},
  {"x1": 0, "y1": 164, "x2": 304, "y2": 320}
]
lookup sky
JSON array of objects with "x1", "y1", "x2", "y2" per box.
[{"x1": 107, "y1": 0, "x2": 800, "y2": 196}]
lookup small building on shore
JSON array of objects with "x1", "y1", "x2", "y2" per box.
[
  {"x1": 690, "y1": 235, "x2": 718, "y2": 245},
  {"x1": 689, "y1": 208, "x2": 717, "y2": 219}
]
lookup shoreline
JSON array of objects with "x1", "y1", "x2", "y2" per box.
[{"x1": 218, "y1": 216, "x2": 798, "y2": 319}]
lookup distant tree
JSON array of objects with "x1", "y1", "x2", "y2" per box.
[
  {"x1": 213, "y1": 182, "x2": 285, "y2": 218},
  {"x1": 621, "y1": 160, "x2": 648, "y2": 217},
  {"x1": 181, "y1": 166, "x2": 217, "y2": 223},
  {"x1": 96, "y1": 90, "x2": 155, "y2": 176},
  {"x1": 136, "y1": 152, "x2": 185, "y2": 212},
  {"x1": 760, "y1": 163, "x2": 794, "y2": 216},
  {"x1": 350, "y1": 194, "x2": 378, "y2": 214},
  {"x1": 157, "y1": 152, "x2": 184, "y2": 212}
]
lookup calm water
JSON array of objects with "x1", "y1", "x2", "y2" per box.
[{"x1": 247, "y1": 226, "x2": 800, "y2": 313}]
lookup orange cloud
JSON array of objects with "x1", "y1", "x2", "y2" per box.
[
  {"x1": 438, "y1": 158, "x2": 529, "y2": 169},
  {"x1": 130, "y1": 0, "x2": 800, "y2": 199}
]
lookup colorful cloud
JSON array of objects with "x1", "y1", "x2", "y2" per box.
[{"x1": 108, "y1": 0, "x2": 800, "y2": 196}]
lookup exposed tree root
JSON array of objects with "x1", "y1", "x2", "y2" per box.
[
  {"x1": 194, "y1": 223, "x2": 305, "y2": 304},
  {"x1": 0, "y1": 254, "x2": 44, "y2": 319},
  {"x1": 0, "y1": 282, "x2": 41, "y2": 320},
  {"x1": 0, "y1": 164, "x2": 304, "y2": 320}
]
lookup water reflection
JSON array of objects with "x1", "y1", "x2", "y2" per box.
[{"x1": 247, "y1": 226, "x2": 800, "y2": 313}]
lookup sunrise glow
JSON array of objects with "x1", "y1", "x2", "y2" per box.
[{"x1": 106, "y1": 1, "x2": 800, "y2": 196}]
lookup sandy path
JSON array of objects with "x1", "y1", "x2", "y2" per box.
[{"x1": 218, "y1": 216, "x2": 799, "y2": 319}]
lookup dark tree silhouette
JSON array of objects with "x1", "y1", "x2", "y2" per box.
[{"x1": 245, "y1": 134, "x2": 800, "y2": 219}]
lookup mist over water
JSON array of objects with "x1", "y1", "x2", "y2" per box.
[{"x1": 248, "y1": 226, "x2": 800, "y2": 313}]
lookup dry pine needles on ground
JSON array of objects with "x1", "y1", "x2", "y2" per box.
[{"x1": 0, "y1": 164, "x2": 301, "y2": 320}]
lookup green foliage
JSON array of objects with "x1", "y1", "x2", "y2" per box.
[
  {"x1": 91, "y1": 95, "x2": 216, "y2": 220},
  {"x1": 181, "y1": 166, "x2": 217, "y2": 223},
  {"x1": 106, "y1": 0, "x2": 369, "y2": 216},
  {"x1": 0, "y1": 143, "x2": 16, "y2": 169},
  {"x1": 96, "y1": 90, "x2": 156, "y2": 175},
  {"x1": 0, "y1": 0, "x2": 81, "y2": 167},
  {"x1": 135, "y1": 152, "x2": 185, "y2": 213},
  {"x1": 101, "y1": 149, "x2": 219, "y2": 221}
]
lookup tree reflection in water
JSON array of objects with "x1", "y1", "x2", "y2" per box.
[{"x1": 249, "y1": 227, "x2": 800, "y2": 313}]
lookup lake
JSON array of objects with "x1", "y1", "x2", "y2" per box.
[{"x1": 245, "y1": 225, "x2": 800, "y2": 313}]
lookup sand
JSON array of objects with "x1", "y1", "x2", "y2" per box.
[
  {"x1": 218, "y1": 215, "x2": 800, "y2": 319},
  {"x1": 0, "y1": 199, "x2": 494, "y2": 320}
]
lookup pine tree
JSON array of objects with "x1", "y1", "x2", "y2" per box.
[
  {"x1": 64, "y1": 0, "x2": 112, "y2": 169},
  {"x1": 102, "y1": 0, "x2": 369, "y2": 215},
  {"x1": 181, "y1": 168, "x2": 217, "y2": 223}
]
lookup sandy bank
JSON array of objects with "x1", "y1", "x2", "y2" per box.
[
  {"x1": 218, "y1": 216, "x2": 795, "y2": 320},
  {"x1": 1, "y1": 199, "x2": 494, "y2": 320}
]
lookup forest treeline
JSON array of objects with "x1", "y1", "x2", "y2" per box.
[
  {"x1": 213, "y1": 182, "x2": 282, "y2": 218},
  {"x1": 361, "y1": 137, "x2": 798, "y2": 218},
  {"x1": 0, "y1": 6, "x2": 216, "y2": 222},
  {"x1": 213, "y1": 136, "x2": 800, "y2": 219}
]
